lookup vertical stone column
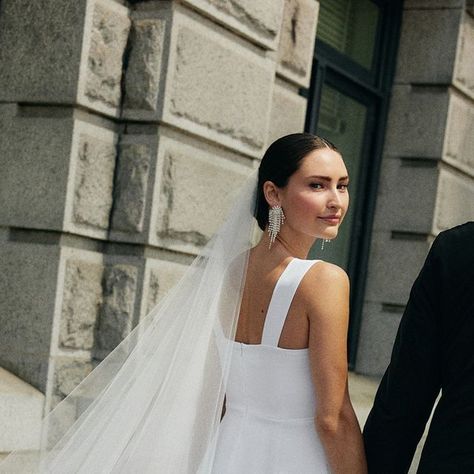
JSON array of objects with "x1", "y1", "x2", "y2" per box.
[
  {"x1": 357, "y1": 1, "x2": 474, "y2": 376},
  {"x1": 0, "y1": 0, "x2": 142, "y2": 411}
]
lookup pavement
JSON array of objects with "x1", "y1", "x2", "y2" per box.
[
  {"x1": 348, "y1": 371, "x2": 436, "y2": 473},
  {"x1": 348, "y1": 371, "x2": 379, "y2": 427}
]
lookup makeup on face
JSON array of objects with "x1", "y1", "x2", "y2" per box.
[{"x1": 282, "y1": 149, "x2": 350, "y2": 239}]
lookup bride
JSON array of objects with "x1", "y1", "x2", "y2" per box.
[{"x1": 0, "y1": 133, "x2": 367, "y2": 473}]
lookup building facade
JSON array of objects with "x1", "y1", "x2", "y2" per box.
[{"x1": 0, "y1": 0, "x2": 473, "y2": 464}]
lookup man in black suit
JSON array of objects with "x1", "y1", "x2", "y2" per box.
[{"x1": 363, "y1": 222, "x2": 474, "y2": 473}]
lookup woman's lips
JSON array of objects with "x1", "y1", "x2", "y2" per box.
[{"x1": 318, "y1": 216, "x2": 340, "y2": 225}]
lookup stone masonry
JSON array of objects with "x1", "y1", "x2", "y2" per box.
[
  {"x1": 0, "y1": 0, "x2": 320, "y2": 418},
  {"x1": 357, "y1": 0, "x2": 474, "y2": 377}
]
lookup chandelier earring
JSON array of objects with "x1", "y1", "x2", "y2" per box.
[
  {"x1": 268, "y1": 205, "x2": 285, "y2": 249},
  {"x1": 321, "y1": 238, "x2": 331, "y2": 250}
]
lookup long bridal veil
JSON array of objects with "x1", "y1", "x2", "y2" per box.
[{"x1": 0, "y1": 169, "x2": 260, "y2": 473}]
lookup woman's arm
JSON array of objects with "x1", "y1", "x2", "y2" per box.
[{"x1": 303, "y1": 262, "x2": 367, "y2": 474}]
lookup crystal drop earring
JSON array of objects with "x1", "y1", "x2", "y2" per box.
[
  {"x1": 268, "y1": 205, "x2": 285, "y2": 249},
  {"x1": 321, "y1": 238, "x2": 331, "y2": 250}
]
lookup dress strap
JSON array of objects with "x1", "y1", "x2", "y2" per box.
[{"x1": 261, "y1": 258, "x2": 320, "y2": 347}]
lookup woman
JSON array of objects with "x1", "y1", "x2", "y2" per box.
[
  {"x1": 211, "y1": 133, "x2": 367, "y2": 473},
  {"x1": 0, "y1": 134, "x2": 366, "y2": 474}
]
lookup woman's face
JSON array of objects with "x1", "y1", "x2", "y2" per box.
[{"x1": 269, "y1": 147, "x2": 349, "y2": 241}]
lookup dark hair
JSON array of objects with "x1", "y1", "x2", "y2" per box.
[{"x1": 254, "y1": 133, "x2": 340, "y2": 231}]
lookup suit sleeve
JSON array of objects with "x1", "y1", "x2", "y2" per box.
[{"x1": 363, "y1": 234, "x2": 444, "y2": 473}]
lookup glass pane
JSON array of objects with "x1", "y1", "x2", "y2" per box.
[
  {"x1": 309, "y1": 84, "x2": 367, "y2": 269},
  {"x1": 317, "y1": 0, "x2": 380, "y2": 70}
]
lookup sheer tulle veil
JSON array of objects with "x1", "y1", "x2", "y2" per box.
[{"x1": 0, "y1": 169, "x2": 260, "y2": 473}]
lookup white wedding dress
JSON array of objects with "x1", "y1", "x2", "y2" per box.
[{"x1": 211, "y1": 257, "x2": 330, "y2": 473}]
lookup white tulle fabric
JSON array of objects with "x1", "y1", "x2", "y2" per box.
[{"x1": 0, "y1": 170, "x2": 259, "y2": 474}]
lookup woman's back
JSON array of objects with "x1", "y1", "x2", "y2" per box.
[
  {"x1": 211, "y1": 256, "x2": 331, "y2": 473},
  {"x1": 235, "y1": 250, "x2": 317, "y2": 350}
]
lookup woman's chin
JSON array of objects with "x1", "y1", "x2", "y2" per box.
[{"x1": 318, "y1": 229, "x2": 338, "y2": 240}]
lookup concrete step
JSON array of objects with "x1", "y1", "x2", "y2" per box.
[{"x1": 0, "y1": 367, "x2": 44, "y2": 456}]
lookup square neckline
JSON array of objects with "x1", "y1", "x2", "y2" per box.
[{"x1": 233, "y1": 256, "x2": 316, "y2": 352}]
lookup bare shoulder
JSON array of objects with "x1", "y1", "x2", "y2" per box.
[
  {"x1": 303, "y1": 260, "x2": 349, "y2": 289},
  {"x1": 299, "y1": 260, "x2": 349, "y2": 318}
]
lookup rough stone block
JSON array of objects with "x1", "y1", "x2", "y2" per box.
[
  {"x1": 143, "y1": 258, "x2": 188, "y2": 317},
  {"x1": 433, "y1": 167, "x2": 474, "y2": 233},
  {"x1": 151, "y1": 127, "x2": 255, "y2": 253},
  {"x1": 444, "y1": 91, "x2": 474, "y2": 175},
  {"x1": 0, "y1": 105, "x2": 71, "y2": 231},
  {"x1": 95, "y1": 264, "x2": 139, "y2": 353},
  {"x1": 277, "y1": 0, "x2": 319, "y2": 88},
  {"x1": 55, "y1": 247, "x2": 105, "y2": 360},
  {"x1": 384, "y1": 85, "x2": 450, "y2": 158},
  {"x1": 0, "y1": 0, "x2": 130, "y2": 118},
  {"x1": 267, "y1": 79, "x2": 307, "y2": 146},
  {"x1": 123, "y1": 18, "x2": 167, "y2": 112},
  {"x1": 0, "y1": 0, "x2": 86, "y2": 103},
  {"x1": 71, "y1": 129, "x2": 117, "y2": 233},
  {"x1": 165, "y1": 6, "x2": 275, "y2": 157},
  {"x1": 372, "y1": 157, "x2": 439, "y2": 233},
  {"x1": 108, "y1": 128, "x2": 161, "y2": 245},
  {"x1": 155, "y1": 151, "x2": 247, "y2": 245},
  {"x1": 123, "y1": 3, "x2": 275, "y2": 158},
  {"x1": 394, "y1": 8, "x2": 462, "y2": 85},
  {"x1": 454, "y1": 11, "x2": 474, "y2": 99},
  {"x1": 111, "y1": 143, "x2": 153, "y2": 233},
  {"x1": 355, "y1": 302, "x2": 402, "y2": 377},
  {"x1": 59, "y1": 259, "x2": 104, "y2": 351},
  {"x1": 0, "y1": 106, "x2": 119, "y2": 240},
  {"x1": 110, "y1": 126, "x2": 258, "y2": 249},
  {"x1": 122, "y1": 5, "x2": 172, "y2": 118},
  {"x1": 80, "y1": 1, "x2": 131, "y2": 114},
  {"x1": 53, "y1": 249, "x2": 144, "y2": 383},
  {"x1": 0, "y1": 242, "x2": 60, "y2": 392},
  {"x1": 51, "y1": 357, "x2": 94, "y2": 406},
  {"x1": 364, "y1": 231, "x2": 432, "y2": 305},
  {"x1": 180, "y1": 0, "x2": 285, "y2": 50}
]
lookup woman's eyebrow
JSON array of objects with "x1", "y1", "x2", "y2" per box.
[{"x1": 308, "y1": 175, "x2": 349, "y2": 181}]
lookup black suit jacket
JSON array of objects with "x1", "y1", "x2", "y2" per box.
[{"x1": 363, "y1": 222, "x2": 474, "y2": 474}]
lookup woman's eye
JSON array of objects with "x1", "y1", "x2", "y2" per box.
[
  {"x1": 338, "y1": 184, "x2": 349, "y2": 191},
  {"x1": 310, "y1": 183, "x2": 323, "y2": 189}
]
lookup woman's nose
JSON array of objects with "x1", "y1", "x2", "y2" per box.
[{"x1": 327, "y1": 190, "x2": 342, "y2": 209}]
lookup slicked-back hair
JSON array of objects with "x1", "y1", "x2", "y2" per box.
[{"x1": 254, "y1": 133, "x2": 340, "y2": 231}]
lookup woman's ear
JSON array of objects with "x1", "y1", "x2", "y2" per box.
[{"x1": 262, "y1": 181, "x2": 281, "y2": 208}]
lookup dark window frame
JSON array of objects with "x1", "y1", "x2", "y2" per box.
[{"x1": 302, "y1": 0, "x2": 403, "y2": 368}]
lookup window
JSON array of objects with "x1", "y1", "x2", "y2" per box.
[
  {"x1": 318, "y1": 0, "x2": 380, "y2": 70},
  {"x1": 304, "y1": 0, "x2": 403, "y2": 367}
]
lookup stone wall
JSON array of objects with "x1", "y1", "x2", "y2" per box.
[
  {"x1": 357, "y1": 0, "x2": 474, "y2": 376},
  {"x1": 0, "y1": 0, "x2": 319, "y2": 409}
]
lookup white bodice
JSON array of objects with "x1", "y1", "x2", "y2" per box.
[{"x1": 225, "y1": 257, "x2": 321, "y2": 421}]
